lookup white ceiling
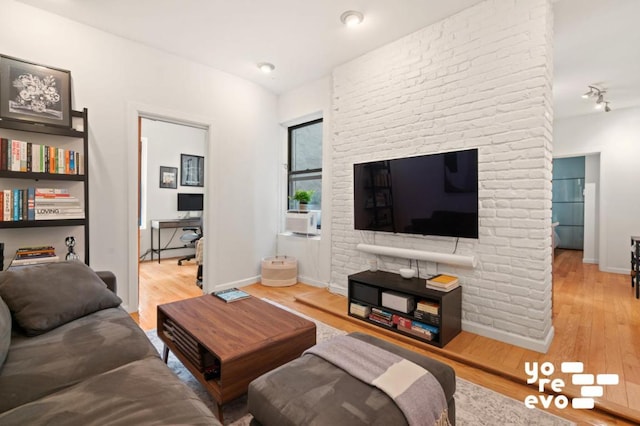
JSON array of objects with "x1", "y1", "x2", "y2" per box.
[{"x1": 16, "y1": 0, "x2": 640, "y2": 119}]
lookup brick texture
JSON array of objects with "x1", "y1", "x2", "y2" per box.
[{"x1": 330, "y1": 0, "x2": 554, "y2": 347}]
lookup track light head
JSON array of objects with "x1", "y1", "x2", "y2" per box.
[
  {"x1": 582, "y1": 85, "x2": 610, "y2": 112},
  {"x1": 582, "y1": 86, "x2": 595, "y2": 99}
]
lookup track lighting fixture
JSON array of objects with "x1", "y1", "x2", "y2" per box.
[{"x1": 581, "y1": 85, "x2": 611, "y2": 112}]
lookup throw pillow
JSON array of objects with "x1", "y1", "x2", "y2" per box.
[
  {"x1": 0, "y1": 261, "x2": 122, "y2": 336},
  {"x1": 0, "y1": 295, "x2": 10, "y2": 367}
]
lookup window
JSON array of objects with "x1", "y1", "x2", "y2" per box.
[{"x1": 288, "y1": 119, "x2": 322, "y2": 212}]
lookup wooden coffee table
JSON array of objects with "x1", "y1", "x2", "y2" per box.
[{"x1": 157, "y1": 294, "x2": 316, "y2": 421}]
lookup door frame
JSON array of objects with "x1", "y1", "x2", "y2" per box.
[{"x1": 126, "y1": 102, "x2": 217, "y2": 312}]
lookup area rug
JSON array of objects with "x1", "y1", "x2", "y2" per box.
[{"x1": 145, "y1": 299, "x2": 574, "y2": 426}]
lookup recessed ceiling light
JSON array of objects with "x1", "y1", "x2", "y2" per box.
[
  {"x1": 340, "y1": 10, "x2": 364, "y2": 27},
  {"x1": 257, "y1": 62, "x2": 275, "y2": 74}
]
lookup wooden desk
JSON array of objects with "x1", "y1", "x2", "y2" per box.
[
  {"x1": 157, "y1": 295, "x2": 316, "y2": 422},
  {"x1": 150, "y1": 218, "x2": 201, "y2": 263}
]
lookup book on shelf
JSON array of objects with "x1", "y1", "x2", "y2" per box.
[
  {"x1": 426, "y1": 274, "x2": 459, "y2": 286},
  {"x1": 349, "y1": 302, "x2": 371, "y2": 318},
  {"x1": 11, "y1": 255, "x2": 59, "y2": 266},
  {"x1": 212, "y1": 288, "x2": 250, "y2": 303},
  {"x1": 416, "y1": 299, "x2": 439, "y2": 315},
  {"x1": 426, "y1": 282, "x2": 460, "y2": 292},
  {"x1": 426, "y1": 274, "x2": 460, "y2": 292}
]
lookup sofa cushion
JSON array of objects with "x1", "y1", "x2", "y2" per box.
[
  {"x1": 0, "y1": 307, "x2": 159, "y2": 413},
  {"x1": 0, "y1": 295, "x2": 10, "y2": 368},
  {"x1": 0, "y1": 357, "x2": 221, "y2": 426},
  {"x1": 0, "y1": 261, "x2": 122, "y2": 336}
]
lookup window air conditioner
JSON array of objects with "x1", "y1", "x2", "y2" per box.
[{"x1": 285, "y1": 211, "x2": 319, "y2": 235}]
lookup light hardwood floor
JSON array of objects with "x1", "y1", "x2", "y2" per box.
[{"x1": 135, "y1": 251, "x2": 639, "y2": 425}]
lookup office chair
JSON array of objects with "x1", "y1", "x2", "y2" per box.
[{"x1": 177, "y1": 226, "x2": 202, "y2": 266}]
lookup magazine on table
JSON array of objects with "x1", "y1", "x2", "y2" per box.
[{"x1": 212, "y1": 288, "x2": 251, "y2": 303}]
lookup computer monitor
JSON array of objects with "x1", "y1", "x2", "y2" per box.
[{"x1": 177, "y1": 193, "x2": 203, "y2": 211}]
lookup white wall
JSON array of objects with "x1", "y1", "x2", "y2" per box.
[
  {"x1": 0, "y1": 0, "x2": 280, "y2": 309},
  {"x1": 140, "y1": 119, "x2": 206, "y2": 260},
  {"x1": 554, "y1": 107, "x2": 640, "y2": 273},
  {"x1": 330, "y1": 0, "x2": 555, "y2": 352},
  {"x1": 276, "y1": 76, "x2": 333, "y2": 287}
]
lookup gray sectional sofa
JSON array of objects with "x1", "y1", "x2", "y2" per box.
[{"x1": 0, "y1": 261, "x2": 219, "y2": 425}]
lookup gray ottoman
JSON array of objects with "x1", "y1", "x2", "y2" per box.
[{"x1": 248, "y1": 332, "x2": 456, "y2": 425}]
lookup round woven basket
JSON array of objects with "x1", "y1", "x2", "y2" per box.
[{"x1": 261, "y1": 256, "x2": 297, "y2": 287}]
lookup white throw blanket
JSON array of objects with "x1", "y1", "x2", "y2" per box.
[{"x1": 304, "y1": 335, "x2": 450, "y2": 426}]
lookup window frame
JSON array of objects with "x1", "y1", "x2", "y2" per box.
[{"x1": 287, "y1": 118, "x2": 323, "y2": 208}]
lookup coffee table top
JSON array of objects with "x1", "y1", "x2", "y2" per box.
[{"x1": 158, "y1": 295, "x2": 316, "y2": 360}]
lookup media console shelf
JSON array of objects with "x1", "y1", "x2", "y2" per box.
[{"x1": 348, "y1": 270, "x2": 461, "y2": 348}]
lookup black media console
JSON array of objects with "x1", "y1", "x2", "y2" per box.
[{"x1": 347, "y1": 270, "x2": 462, "y2": 348}]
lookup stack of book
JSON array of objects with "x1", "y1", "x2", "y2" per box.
[
  {"x1": 396, "y1": 316, "x2": 439, "y2": 341},
  {"x1": 12, "y1": 246, "x2": 59, "y2": 266},
  {"x1": 35, "y1": 188, "x2": 84, "y2": 220},
  {"x1": 426, "y1": 274, "x2": 460, "y2": 292},
  {"x1": 368, "y1": 307, "x2": 393, "y2": 326},
  {"x1": 414, "y1": 299, "x2": 440, "y2": 324},
  {"x1": 349, "y1": 302, "x2": 371, "y2": 318}
]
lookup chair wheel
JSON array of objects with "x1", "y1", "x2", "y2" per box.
[{"x1": 178, "y1": 261, "x2": 183, "y2": 266}]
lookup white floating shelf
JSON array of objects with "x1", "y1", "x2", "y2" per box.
[{"x1": 356, "y1": 243, "x2": 477, "y2": 268}]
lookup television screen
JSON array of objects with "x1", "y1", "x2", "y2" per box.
[
  {"x1": 353, "y1": 149, "x2": 478, "y2": 238},
  {"x1": 177, "y1": 193, "x2": 204, "y2": 211}
]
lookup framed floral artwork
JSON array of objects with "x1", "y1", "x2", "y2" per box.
[{"x1": 0, "y1": 55, "x2": 72, "y2": 128}]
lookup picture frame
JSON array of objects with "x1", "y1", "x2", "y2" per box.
[
  {"x1": 181, "y1": 154, "x2": 204, "y2": 187},
  {"x1": 0, "y1": 55, "x2": 72, "y2": 128},
  {"x1": 159, "y1": 166, "x2": 178, "y2": 189}
]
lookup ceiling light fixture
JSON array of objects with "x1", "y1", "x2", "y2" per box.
[
  {"x1": 340, "y1": 10, "x2": 364, "y2": 27},
  {"x1": 582, "y1": 85, "x2": 611, "y2": 112},
  {"x1": 257, "y1": 62, "x2": 275, "y2": 74}
]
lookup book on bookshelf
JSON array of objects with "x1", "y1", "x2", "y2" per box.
[
  {"x1": 426, "y1": 274, "x2": 459, "y2": 286},
  {"x1": 416, "y1": 299, "x2": 439, "y2": 314},
  {"x1": 426, "y1": 282, "x2": 460, "y2": 292},
  {"x1": 11, "y1": 255, "x2": 59, "y2": 266},
  {"x1": 212, "y1": 288, "x2": 250, "y2": 303},
  {"x1": 349, "y1": 302, "x2": 371, "y2": 318}
]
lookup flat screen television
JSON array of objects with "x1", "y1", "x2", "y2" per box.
[
  {"x1": 177, "y1": 193, "x2": 204, "y2": 211},
  {"x1": 353, "y1": 148, "x2": 478, "y2": 238}
]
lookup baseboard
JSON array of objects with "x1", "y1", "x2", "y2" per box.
[
  {"x1": 329, "y1": 282, "x2": 347, "y2": 296},
  {"x1": 582, "y1": 257, "x2": 598, "y2": 264},
  {"x1": 462, "y1": 320, "x2": 555, "y2": 354},
  {"x1": 297, "y1": 276, "x2": 328, "y2": 288},
  {"x1": 209, "y1": 275, "x2": 261, "y2": 293},
  {"x1": 600, "y1": 266, "x2": 629, "y2": 275}
]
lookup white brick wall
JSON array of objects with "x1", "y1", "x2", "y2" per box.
[{"x1": 330, "y1": 0, "x2": 554, "y2": 352}]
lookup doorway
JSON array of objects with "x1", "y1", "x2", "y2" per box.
[
  {"x1": 551, "y1": 154, "x2": 600, "y2": 265},
  {"x1": 136, "y1": 117, "x2": 207, "y2": 328}
]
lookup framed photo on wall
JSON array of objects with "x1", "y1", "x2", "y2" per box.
[
  {"x1": 0, "y1": 55, "x2": 72, "y2": 128},
  {"x1": 181, "y1": 154, "x2": 204, "y2": 187},
  {"x1": 159, "y1": 166, "x2": 178, "y2": 189}
]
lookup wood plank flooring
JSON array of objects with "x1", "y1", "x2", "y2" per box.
[{"x1": 135, "y1": 251, "x2": 639, "y2": 425}]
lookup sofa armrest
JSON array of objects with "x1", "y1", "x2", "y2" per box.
[{"x1": 95, "y1": 271, "x2": 117, "y2": 293}]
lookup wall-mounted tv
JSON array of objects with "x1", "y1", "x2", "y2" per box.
[
  {"x1": 353, "y1": 148, "x2": 478, "y2": 238},
  {"x1": 177, "y1": 193, "x2": 204, "y2": 211}
]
